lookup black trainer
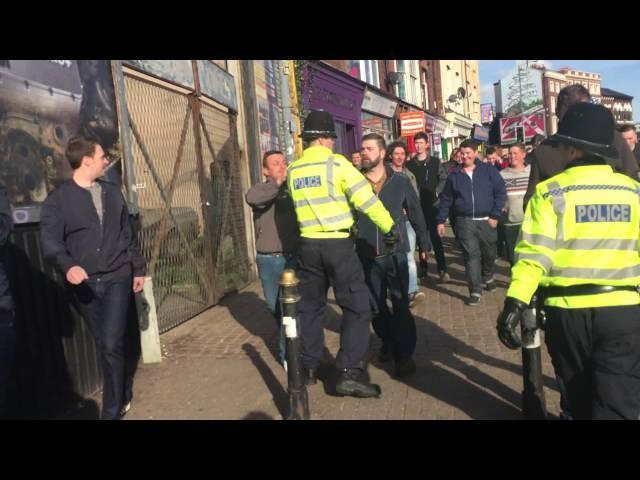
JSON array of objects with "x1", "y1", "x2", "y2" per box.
[
  {"x1": 336, "y1": 369, "x2": 381, "y2": 398},
  {"x1": 467, "y1": 293, "x2": 481, "y2": 306},
  {"x1": 484, "y1": 280, "x2": 497, "y2": 292}
]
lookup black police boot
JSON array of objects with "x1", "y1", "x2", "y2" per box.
[
  {"x1": 304, "y1": 367, "x2": 317, "y2": 386},
  {"x1": 336, "y1": 369, "x2": 381, "y2": 398}
]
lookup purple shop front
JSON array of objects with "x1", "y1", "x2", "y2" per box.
[{"x1": 303, "y1": 62, "x2": 364, "y2": 157}]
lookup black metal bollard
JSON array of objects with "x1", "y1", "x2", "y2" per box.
[
  {"x1": 279, "y1": 269, "x2": 310, "y2": 420},
  {"x1": 520, "y1": 294, "x2": 547, "y2": 420}
]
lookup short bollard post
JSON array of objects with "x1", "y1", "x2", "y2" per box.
[
  {"x1": 280, "y1": 269, "x2": 310, "y2": 420},
  {"x1": 521, "y1": 294, "x2": 547, "y2": 420}
]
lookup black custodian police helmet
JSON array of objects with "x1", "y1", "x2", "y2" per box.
[
  {"x1": 550, "y1": 102, "x2": 618, "y2": 159},
  {"x1": 300, "y1": 110, "x2": 338, "y2": 140}
]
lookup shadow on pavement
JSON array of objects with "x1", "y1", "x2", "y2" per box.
[
  {"x1": 369, "y1": 312, "x2": 558, "y2": 419},
  {"x1": 222, "y1": 291, "x2": 281, "y2": 363},
  {"x1": 242, "y1": 411, "x2": 275, "y2": 420},
  {"x1": 242, "y1": 343, "x2": 287, "y2": 420}
]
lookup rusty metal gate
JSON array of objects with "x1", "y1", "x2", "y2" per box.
[{"x1": 123, "y1": 69, "x2": 250, "y2": 333}]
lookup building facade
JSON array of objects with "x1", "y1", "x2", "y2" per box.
[
  {"x1": 600, "y1": 88, "x2": 634, "y2": 125},
  {"x1": 440, "y1": 60, "x2": 479, "y2": 151}
]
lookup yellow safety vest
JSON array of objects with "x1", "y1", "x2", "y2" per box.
[
  {"x1": 288, "y1": 145, "x2": 394, "y2": 239},
  {"x1": 508, "y1": 164, "x2": 640, "y2": 308}
]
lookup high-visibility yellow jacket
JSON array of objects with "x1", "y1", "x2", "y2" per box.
[
  {"x1": 507, "y1": 162, "x2": 640, "y2": 308},
  {"x1": 288, "y1": 145, "x2": 394, "y2": 239}
]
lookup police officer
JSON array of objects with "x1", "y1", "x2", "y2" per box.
[
  {"x1": 497, "y1": 102, "x2": 640, "y2": 420},
  {"x1": 288, "y1": 111, "x2": 397, "y2": 398}
]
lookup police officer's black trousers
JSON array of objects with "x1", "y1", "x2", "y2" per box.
[
  {"x1": 296, "y1": 238, "x2": 372, "y2": 371},
  {"x1": 544, "y1": 304, "x2": 640, "y2": 420}
]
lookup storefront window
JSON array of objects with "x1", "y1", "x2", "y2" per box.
[
  {"x1": 361, "y1": 111, "x2": 393, "y2": 145},
  {"x1": 359, "y1": 60, "x2": 380, "y2": 88},
  {"x1": 347, "y1": 60, "x2": 360, "y2": 79},
  {"x1": 396, "y1": 60, "x2": 406, "y2": 100}
]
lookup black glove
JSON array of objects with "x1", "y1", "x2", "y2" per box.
[
  {"x1": 496, "y1": 297, "x2": 528, "y2": 350},
  {"x1": 383, "y1": 224, "x2": 399, "y2": 248}
]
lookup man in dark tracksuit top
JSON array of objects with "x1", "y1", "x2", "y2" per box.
[
  {"x1": 41, "y1": 137, "x2": 146, "y2": 420},
  {"x1": 357, "y1": 134, "x2": 431, "y2": 377},
  {"x1": 0, "y1": 183, "x2": 14, "y2": 417},
  {"x1": 405, "y1": 131, "x2": 449, "y2": 282},
  {"x1": 437, "y1": 139, "x2": 506, "y2": 306}
]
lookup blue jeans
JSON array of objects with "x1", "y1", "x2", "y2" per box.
[
  {"x1": 405, "y1": 221, "x2": 418, "y2": 295},
  {"x1": 455, "y1": 218, "x2": 497, "y2": 295},
  {"x1": 256, "y1": 253, "x2": 297, "y2": 363},
  {"x1": 73, "y1": 276, "x2": 133, "y2": 420}
]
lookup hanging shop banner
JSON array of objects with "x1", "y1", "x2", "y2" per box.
[
  {"x1": 472, "y1": 125, "x2": 490, "y2": 142},
  {"x1": 480, "y1": 103, "x2": 494, "y2": 124},
  {"x1": 424, "y1": 114, "x2": 435, "y2": 132},
  {"x1": 124, "y1": 60, "x2": 195, "y2": 90},
  {"x1": 0, "y1": 60, "x2": 119, "y2": 223},
  {"x1": 400, "y1": 111, "x2": 425, "y2": 137},
  {"x1": 433, "y1": 133, "x2": 442, "y2": 145}
]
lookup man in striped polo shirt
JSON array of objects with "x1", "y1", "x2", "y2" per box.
[{"x1": 500, "y1": 143, "x2": 531, "y2": 265}]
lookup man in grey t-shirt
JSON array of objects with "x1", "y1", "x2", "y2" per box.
[{"x1": 500, "y1": 144, "x2": 530, "y2": 265}]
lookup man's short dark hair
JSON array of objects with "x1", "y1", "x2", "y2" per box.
[
  {"x1": 386, "y1": 140, "x2": 409, "y2": 160},
  {"x1": 65, "y1": 136, "x2": 99, "y2": 170},
  {"x1": 262, "y1": 150, "x2": 284, "y2": 168},
  {"x1": 413, "y1": 132, "x2": 429, "y2": 142},
  {"x1": 485, "y1": 146, "x2": 496, "y2": 156},
  {"x1": 460, "y1": 139, "x2": 478, "y2": 151},
  {"x1": 557, "y1": 84, "x2": 591, "y2": 111},
  {"x1": 618, "y1": 124, "x2": 636, "y2": 134},
  {"x1": 362, "y1": 133, "x2": 386, "y2": 151},
  {"x1": 509, "y1": 143, "x2": 526, "y2": 153}
]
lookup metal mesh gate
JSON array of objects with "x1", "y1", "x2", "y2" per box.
[
  {"x1": 123, "y1": 73, "x2": 249, "y2": 333},
  {"x1": 199, "y1": 103, "x2": 250, "y2": 296}
]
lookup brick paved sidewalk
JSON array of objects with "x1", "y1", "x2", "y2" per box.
[{"x1": 123, "y1": 232, "x2": 561, "y2": 420}]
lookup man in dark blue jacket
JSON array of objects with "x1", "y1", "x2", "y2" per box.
[
  {"x1": 357, "y1": 134, "x2": 431, "y2": 377},
  {"x1": 41, "y1": 136, "x2": 146, "y2": 420},
  {"x1": 437, "y1": 139, "x2": 506, "y2": 306}
]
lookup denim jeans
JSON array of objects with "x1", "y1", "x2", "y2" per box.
[
  {"x1": 256, "y1": 253, "x2": 297, "y2": 363},
  {"x1": 503, "y1": 223, "x2": 522, "y2": 266},
  {"x1": 405, "y1": 221, "x2": 418, "y2": 295},
  {"x1": 425, "y1": 204, "x2": 447, "y2": 273},
  {"x1": 360, "y1": 253, "x2": 416, "y2": 361},
  {"x1": 73, "y1": 276, "x2": 133, "y2": 420},
  {"x1": 455, "y1": 218, "x2": 497, "y2": 295}
]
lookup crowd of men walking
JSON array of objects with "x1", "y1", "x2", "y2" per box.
[{"x1": 247, "y1": 82, "x2": 640, "y2": 420}]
